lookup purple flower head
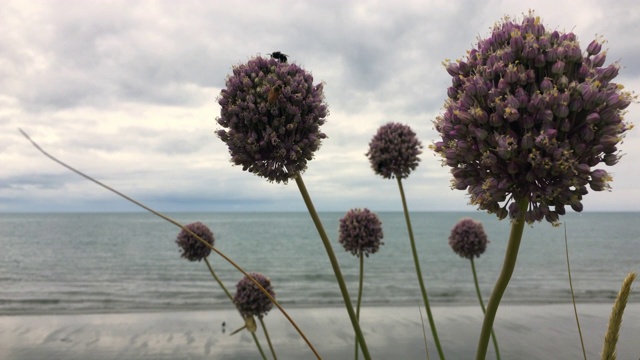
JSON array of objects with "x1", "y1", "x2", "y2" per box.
[
  {"x1": 449, "y1": 218, "x2": 489, "y2": 259},
  {"x1": 366, "y1": 122, "x2": 423, "y2": 179},
  {"x1": 432, "y1": 11, "x2": 635, "y2": 224},
  {"x1": 175, "y1": 222, "x2": 214, "y2": 262},
  {"x1": 216, "y1": 55, "x2": 328, "y2": 183},
  {"x1": 233, "y1": 272, "x2": 275, "y2": 318},
  {"x1": 338, "y1": 208, "x2": 384, "y2": 257}
]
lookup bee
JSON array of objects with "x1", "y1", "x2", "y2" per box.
[
  {"x1": 268, "y1": 84, "x2": 282, "y2": 106},
  {"x1": 268, "y1": 51, "x2": 288, "y2": 63}
]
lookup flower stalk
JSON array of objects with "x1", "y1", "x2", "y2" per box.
[
  {"x1": 476, "y1": 197, "x2": 528, "y2": 360},
  {"x1": 355, "y1": 252, "x2": 364, "y2": 360},
  {"x1": 397, "y1": 177, "x2": 445, "y2": 359},
  {"x1": 260, "y1": 317, "x2": 278, "y2": 360},
  {"x1": 470, "y1": 258, "x2": 500, "y2": 360},
  {"x1": 294, "y1": 173, "x2": 371, "y2": 360}
]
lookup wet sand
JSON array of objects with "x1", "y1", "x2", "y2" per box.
[{"x1": 1, "y1": 303, "x2": 639, "y2": 359}]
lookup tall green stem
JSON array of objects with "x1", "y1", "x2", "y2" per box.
[
  {"x1": 396, "y1": 177, "x2": 445, "y2": 360},
  {"x1": 563, "y1": 224, "x2": 587, "y2": 360},
  {"x1": 294, "y1": 174, "x2": 371, "y2": 360},
  {"x1": 204, "y1": 257, "x2": 234, "y2": 302},
  {"x1": 260, "y1": 317, "x2": 278, "y2": 360},
  {"x1": 470, "y1": 258, "x2": 500, "y2": 360},
  {"x1": 475, "y1": 197, "x2": 528, "y2": 360},
  {"x1": 355, "y1": 253, "x2": 364, "y2": 360}
]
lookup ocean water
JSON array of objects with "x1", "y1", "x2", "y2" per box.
[{"x1": 0, "y1": 211, "x2": 638, "y2": 315}]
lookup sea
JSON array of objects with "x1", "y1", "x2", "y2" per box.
[{"x1": 1, "y1": 211, "x2": 638, "y2": 316}]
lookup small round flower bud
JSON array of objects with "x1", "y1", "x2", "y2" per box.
[
  {"x1": 234, "y1": 273, "x2": 275, "y2": 319},
  {"x1": 338, "y1": 208, "x2": 384, "y2": 257},
  {"x1": 366, "y1": 122, "x2": 423, "y2": 179},
  {"x1": 449, "y1": 218, "x2": 489, "y2": 259},
  {"x1": 175, "y1": 222, "x2": 215, "y2": 262}
]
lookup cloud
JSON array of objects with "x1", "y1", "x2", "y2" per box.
[{"x1": 2, "y1": 0, "x2": 639, "y2": 213}]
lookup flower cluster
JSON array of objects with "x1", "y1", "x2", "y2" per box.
[
  {"x1": 216, "y1": 55, "x2": 328, "y2": 183},
  {"x1": 449, "y1": 218, "x2": 489, "y2": 259},
  {"x1": 234, "y1": 272, "x2": 275, "y2": 318},
  {"x1": 367, "y1": 123, "x2": 423, "y2": 179},
  {"x1": 175, "y1": 222, "x2": 215, "y2": 262},
  {"x1": 432, "y1": 12, "x2": 634, "y2": 223},
  {"x1": 339, "y1": 208, "x2": 384, "y2": 257}
]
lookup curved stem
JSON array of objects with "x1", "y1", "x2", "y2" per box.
[
  {"x1": 294, "y1": 173, "x2": 371, "y2": 360},
  {"x1": 355, "y1": 253, "x2": 364, "y2": 360},
  {"x1": 204, "y1": 257, "x2": 234, "y2": 302},
  {"x1": 470, "y1": 259, "x2": 500, "y2": 360},
  {"x1": 475, "y1": 197, "x2": 528, "y2": 360},
  {"x1": 19, "y1": 130, "x2": 321, "y2": 359},
  {"x1": 396, "y1": 177, "x2": 445, "y2": 360},
  {"x1": 260, "y1": 317, "x2": 278, "y2": 360}
]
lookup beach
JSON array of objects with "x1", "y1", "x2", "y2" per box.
[{"x1": 1, "y1": 303, "x2": 639, "y2": 359}]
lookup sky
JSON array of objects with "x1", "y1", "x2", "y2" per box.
[{"x1": 2, "y1": 0, "x2": 639, "y2": 213}]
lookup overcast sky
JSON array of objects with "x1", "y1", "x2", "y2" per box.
[{"x1": 2, "y1": 0, "x2": 639, "y2": 213}]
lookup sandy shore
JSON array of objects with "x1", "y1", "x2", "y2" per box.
[{"x1": 1, "y1": 303, "x2": 639, "y2": 359}]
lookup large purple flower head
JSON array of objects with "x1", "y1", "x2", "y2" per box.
[
  {"x1": 449, "y1": 218, "x2": 489, "y2": 260},
  {"x1": 233, "y1": 272, "x2": 275, "y2": 319},
  {"x1": 216, "y1": 55, "x2": 328, "y2": 183},
  {"x1": 367, "y1": 122, "x2": 423, "y2": 179},
  {"x1": 339, "y1": 208, "x2": 384, "y2": 257},
  {"x1": 432, "y1": 12, "x2": 634, "y2": 224},
  {"x1": 175, "y1": 222, "x2": 215, "y2": 262}
]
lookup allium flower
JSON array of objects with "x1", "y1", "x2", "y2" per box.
[
  {"x1": 432, "y1": 12, "x2": 635, "y2": 224},
  {"x1": 449, "y1": 218, "x2": 489, "y2": 259},
  {"x1": 216, "y1": 55, "x2": 328, "y2": 183},
  {"x1": 234, "y1": 272, "x2": 275, "y2": 318},
  {"x1": 339, "y1": 208, "x2": 384, "y2": 257},
  {"x1": 367, "y1": 122, "x2": 423, "y2": 179},
  {"x1": 175, "y1": 222, "x2": 214, "y2": 261}
]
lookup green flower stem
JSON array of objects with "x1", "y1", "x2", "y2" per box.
[
  {"x1": 294, "y1": 173, "x2": 371, "y2": 360},
  {"x1": 470, "y1": 258, "x2": 500, "y2": 360},
  {"x1": 204, "y1": 257, "x2": 234, "y2": 302},
  {"x1": 251, "y1": 332, "x2": 269, "y2": 360},
  {"x1": 260, "y1": 317, "x2": 278, "y2": 360},
  {"x1": 355, "y1": 253, "x2": 364, "y2": 360},
  {"x1": 564, "y1": 224, "x2": 587, "y2": 360},
  {"x1": 396, "y1": 177, "x2": 445, "y2": 360},
  {"x1": 475, "y1": 197, "x2": 529, "y2": 360},
  {"x1": 204, "y1": 258, "x2": 268, "y2": 360}
]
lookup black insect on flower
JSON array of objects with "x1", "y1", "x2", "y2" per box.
[
  {"x1": 268, "y1": 51, "x2": 288, "y2": 63},
  {"x1": 268, "y1": 83, "x2": 282, "y2": 106}
]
